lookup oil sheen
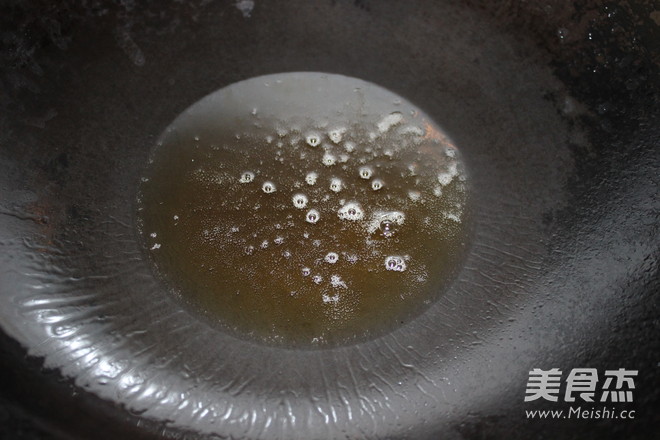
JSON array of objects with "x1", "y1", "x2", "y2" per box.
[{"x1": 137, "y1": 73, "x2": 469, "y2": 347}]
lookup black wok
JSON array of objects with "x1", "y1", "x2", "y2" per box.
[{"x1": 0, "y1": 0, "x2": 658, "y2": 439}]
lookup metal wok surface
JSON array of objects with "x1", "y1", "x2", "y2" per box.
[{"x1": 0, "y1": 0, "x2": 658, "y2": 439}]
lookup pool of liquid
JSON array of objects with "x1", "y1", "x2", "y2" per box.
[{"x1": 137, "y1": 72, "x2": 470, "y2": 347}]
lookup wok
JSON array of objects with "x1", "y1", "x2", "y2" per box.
[{"x1": 0, "y1": 0, "x2": 658, "y2": 438}]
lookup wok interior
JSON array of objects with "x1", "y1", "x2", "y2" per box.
[{"x1": 0, "y1": 0, "x2": 657, "y2": 438}]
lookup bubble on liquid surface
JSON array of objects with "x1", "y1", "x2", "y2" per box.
[
  {"x1": 379, "y1": 220, "x2": 396, "y2": 238},
  {"x1": 305, "y1": 172, "x2": 318, "y2": 185},
  {"x1": 137, "y1": 72, "x2": 469, "y2": 348},
  {"x1": 292, "y1": 193, "x2": 308, "y2": 209},
  {"x1": 358, "y1": 166, "x2": 373, "y2": 179},
  {"x1": 305, "y1": 209, "x2": 320, "y2": 224},
  {"x1": 306, "y1": 132, "x2": 321, "y2": 147},
  {"x1": 368, "y1": 211, "x2": 406, "y2": 234},
  {"x1": 371, "y1": 179, "x2": 384, "y2": 191},
  {"x1": 239, "y1": 171, "x2": 255, "y2": 183},
  {"x1": 262, "y1": 181, "x2": 276, "y2": 193},
  {"x1": 322, "y1": 152, "x2": 337, "y2": 167},
  {"x1": 337, "y1": 202, "x2": 364, "y2": 221},
  {"x1": 329, "y1": 177, "x2": 343, "y2": 193},
  {"x1": 384, "y1": 255, "x2": 407, "y2": 272}
]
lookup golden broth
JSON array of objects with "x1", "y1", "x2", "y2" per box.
[{"x1": 137, "y1": 73, "x2": 469, "y2": 347}]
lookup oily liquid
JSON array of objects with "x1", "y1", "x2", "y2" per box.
[{"x1": 138, "y1": 73, "x2": 469, "y2": 347}]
